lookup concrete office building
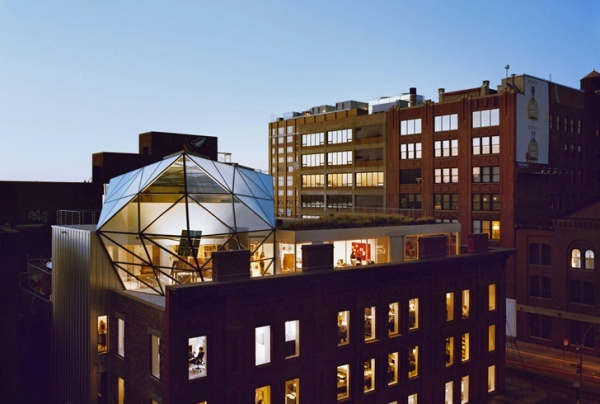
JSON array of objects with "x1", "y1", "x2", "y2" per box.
[{"x1": 52, "y1": 151, "x2": 511, "y2": 403}]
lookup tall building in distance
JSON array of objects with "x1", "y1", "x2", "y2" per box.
[{"x1": 269, "y1": 71, "x2": 600, "y2": 336}]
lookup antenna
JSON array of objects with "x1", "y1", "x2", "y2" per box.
[{"x1": 505, "y1": 65, "x2": 510, "y2": 79}]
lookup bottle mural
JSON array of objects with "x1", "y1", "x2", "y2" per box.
[
  {"x1": 526, "y1": 130, "x2": 538, "y2": 162},
  {"x1": 528, "y1": 85, "x2": 538, "y2": 121}
]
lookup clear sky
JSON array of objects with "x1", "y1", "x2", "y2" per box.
[{"x1": 0, "y1": 0, "x2": 598, "y2": 182}]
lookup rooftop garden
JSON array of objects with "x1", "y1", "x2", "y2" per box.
[{"x1": 277, "y1": 213, "x2": 436, "y2": 231}]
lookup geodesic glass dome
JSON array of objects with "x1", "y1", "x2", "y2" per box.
[{"x1": 96, "y1": 152, "x2": 275, "y2": 295}]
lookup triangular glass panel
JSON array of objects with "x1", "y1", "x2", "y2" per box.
[
  {"x1": 188, "y1": 155, "x2": 233, "y2": 192},
  {"x1": 139, "y1": 154, "x2": 181, "y2": 192},
  {"x1": 233, "y1": 198, "x2": 272, "y2": 231},
  {"x1": 238, "y1": 170, "x2": 272, "y2": 200},
  {"x1": 185, "y1": 159, "x2": 229, "y2": 194},
  {"x1": 97, "y1": 195, "x2": 139, "y2": 231}
]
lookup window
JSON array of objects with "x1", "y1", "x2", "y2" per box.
[
  {"x1": 327, "y1": 173, "x2": 353, "y2": 187},
  {"x1": 255, "y1": 385, "x2": 271, "y2": 404},
  {"x1": 489, "y1": 284, "x2": 496, "y2": 311},
  {"x1": 570, "y1": 321, "x2": 597, "y2": 349},
  {"x1": 472, "y1": 194, "x2": 500, "y2": 211},
  {"x1": 529, "y1": 276, "x2": 551, "y2": 299},
  {"x1": 472, "y1": 108, "x2": 500, "y2": 128},
  {"x1": 287, "y1": 176, "x2": 293, "y2": 186},
  {"x1": 327, "y1": 151, "x2": 352, "y2": 166},
  {"x1": 400, "y1": 194, "x2": 422, "y2": 209},
  {"x1": 302, "y1": 153, "x2": 324, "y2": 167},
  {"x1": 434, "y1": 168, "x2": 458, "y2": 183},
  {"x1": 585, "y1": 250, "x2": 595, "y2": 270},
  {"x1": 400, "y1": 143, "x2": 422, "y2": 159},
  {"x1": 255, "y1": 325, "x2": 271, "y2": 366},
  {"x1": 408, "y1": 298, "x2": 419, "y2": 330},
  {"x1": 434, "y1": 194, "x2": 458, "y2": 210},
  {"x1": 461, "y1": 290, "x2": 470, "y2": 318},
  {"x1": 408, "y1": 346, "x2": 419, "y2": 378},
  {"x1": 301, "y1": 195, "x2": 324, "y2": 208},
  {"x1": 364, "y1": 307, "x2": 376, "y2": 341},
  {"x1": 328, "y1": 129, "x2": 353, "y2": 145},
  {"x1": 151, "y1": 334, "x2": 160, "y2": 379},
  {"x1": 400, "y1": 169, "x2": 422, "y2": 184},
  {"x1": 337, "y1": 364, "x2": 350, "y2": 400},
  {"x1": 188, "y1": 335, "x2": 207, "y2": 379},
  {"x1": 445, "y1": 381, "x2": 453, "y2": 404},
  {"x1": 337, "y1": 311, "x2": 350, "y2": 345},
  {"x1": 433, "y1": 140, "x2": 459, "y2": 158},
  {"x1": 530, "y1": 314, "x2": 552, "y2": 339},
  {"x1": 327, "y1": 195, "x2": 352, "y2": 209},
  {"x1": 435, "y1": 114, "x2": 458, "y2": 131},
  {"x1": 301, "y1": 174, "x2": 324, "y2": 188},
  {"x1": 117, "y1": 317, "x2": 125, "y2": 357},
  {"x1": 97, "y1": 315, "x2": 108, "y2": 353},
  {"x1": 570, "y1": 280, "x2": 595, "y2": 305},
  {"x1": 400, "y1": 119, "x2": 422, "y2": 135},
  {"x1": 364, "y1": 358, "x2": 375, "y2": 393},
  {"x1": 571, "y1": 248, "x2": 581, "y2": 268},
  {"x1": 356, "y1": 172, "x2": 384, "y2": 187},
  {"x1": 472, "y1": 166, "x2": 500, "y2": 183},
  {"x1": 488, "y1": 325, "x2": 496, "y2": 351},
  {"x1": 461, "y1": 376, "x2": 469, "y2": 404},
  {"x1": 472, "y1": 136, "x2": 500, "y2": 155},
  {"x1": 488, "y1": 365, "x2": 496, "y2": 392},
  {"x1": 387, "y1": 352, "x2": 398, "y2": 385},
  {"x1": 285, "y1": 320, "x2": 300, "y2": 358},
  {"x1": 388, "y1": 302, "x2": 399, "y2": 336},
  {"x1": 446, "y1": 292, "x2": 454, "y2": 321},
  {"x1": 461, "y1": 333, "x2": 470, "y2": 362},
  {"x1": 285, "y1": 378, "x2": 299, "y2": 403},
  {"x1": 117, "y1": 377, "x2": 125, "y2": 404},
  {"x1": 472, "y1": 220, "x2": 500, "y2": 240},
  {"x1": 302, "y1": 132, "x2": 324, "y2": 147},
  {"x1": 445, "y1": 337, "x2": 454, "y2": 367},
  {"x1": 408, "y1": 394, "x2": 418, "y2": 404}
]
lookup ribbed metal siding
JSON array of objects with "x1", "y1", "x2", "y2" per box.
[{"x1": 52, "y1": 225, "x2": 121, "y2": 404}]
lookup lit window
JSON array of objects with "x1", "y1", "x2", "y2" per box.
[
  {"x1": 151, "y1": 334, "x2": 160, "y2": 379},
  {"x1": 408, "y1": 346, "x2": 419, "y2": 378},
  {"x1": 462, "y1": 290, "x2": 470, "y2": 318},
  {"x1": 408, "y1": 393, "x2": 418, "y2": 404},
  {"x1": 255, "y1": 326, "x2": 271, "y2": 366},
  {"x1": 446, "y1": 293, "x2": 454, "y2": 321},
  {"x1": 285, "y1": 320, "x2": 300, "y2": 358},
  {"x1": 337, "y1": 311, "x2": 349, "y2": 346},
  {"x1": 388, "y1": 302, "x2": 399, "y2": 336},
  {"x1": 489, "y1": 284, "x2": 496, "y2": 311},
  {"x1": 387, "y1": 352, "x2": 398, "y2": 386},
  {"x1": 446, "y1": 337, "x2": 454, "y2": 367},
  {"x1": 461, "y1": 333, "x2": 470, "y2": 362},
  {"x1": 285, "y1": 378, "x2": 299, "y2": 403},
  {"x1": 117, "y1": 317, "x2": 125, "y2": 357},
  {"x1": 488, "y1": 365, "x2": 496, "y2": 392},
  {"x1": 489, "y1": 325, "x2": 496, "y2": 351},
  {"x1": 255, "y1": 385, "x2": 271, "y2": 404},
  {"x1": 117, "y1": 377, "x2": 125, "y2": 404},
  {"x1": 571, "y1": 249, "x2": 581, "y2": 268},
  {"x1": 409, "y1": 298, "x2": 419, "y2": 330},
  {"x1": 445, "y1": 381, "x2": 453, "y2": 404},
  {"x1": 188, "y1": 335, "x2": 207, "y2": 379},
  {"x1": 585, "y1": 250, "x2": 595, "y2": 270},
  {"x1": 97, "y1": 315, "x2": 108, "y2": 353},
  {"x1": 337, "y1": 364, "x2": 350, "y2": 400},
  {"x1": 461, "y1": 376, "x2": 469, "y2": 403},
  {"x1": 364, "y1": 307, "x2": 376, "y2": 341},
  {"x1": 364, "y1": 358, "x2": 375, "y2": 393}
]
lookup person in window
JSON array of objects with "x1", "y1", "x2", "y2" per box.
[
  {"x1": 190, "y1": 347, "x2": 205, "y2": 370},
  {"x1": 98, "y1": 320, "x2": 107, "y2": 351}
]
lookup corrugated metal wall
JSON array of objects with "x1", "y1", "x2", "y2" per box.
[{"x1": 51, "y1": 225, "x2": 121, "y2": 404}]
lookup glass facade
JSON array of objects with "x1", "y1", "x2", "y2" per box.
[{"x1": 96, "y1": 152, "x2": 276, "y2": 295}]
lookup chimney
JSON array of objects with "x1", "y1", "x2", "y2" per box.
[
  {"x1": 301, "y1": 243, "x2": 334, "y2": 272},
  {"x1": 212, "y1": 250, "x2": 251, "y2": 282},
  {"x1": 409, "y1": 87, "x2": 417, "y2": 107},
  {"x1": 467, "y1": 233, "x2": 489, "y2": 253},
  {"x1": 438, "y1": 88, "x2": 445, "y2": 102},
  {"x1": 481, "y1": 80, "x2": 490, "y2": 96},
  {"x1": 417, "y1": 235, "x2": 448, "y2": 259}
]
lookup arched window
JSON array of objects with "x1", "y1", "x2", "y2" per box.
[
  {"x1": 571, "y1": 249, "x2": 581, "y2": 268},
  {"x1": 585, "y1": 250, "x2": 594, "y2": 270}
]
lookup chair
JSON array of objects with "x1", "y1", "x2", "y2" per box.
[{"x1": 193, "y1": 351, "x2": 205, "y2": 370}]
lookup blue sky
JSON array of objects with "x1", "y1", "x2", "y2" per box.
[{"x1": 1, "y1": 0, "x2": 598, "y2": 181}]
